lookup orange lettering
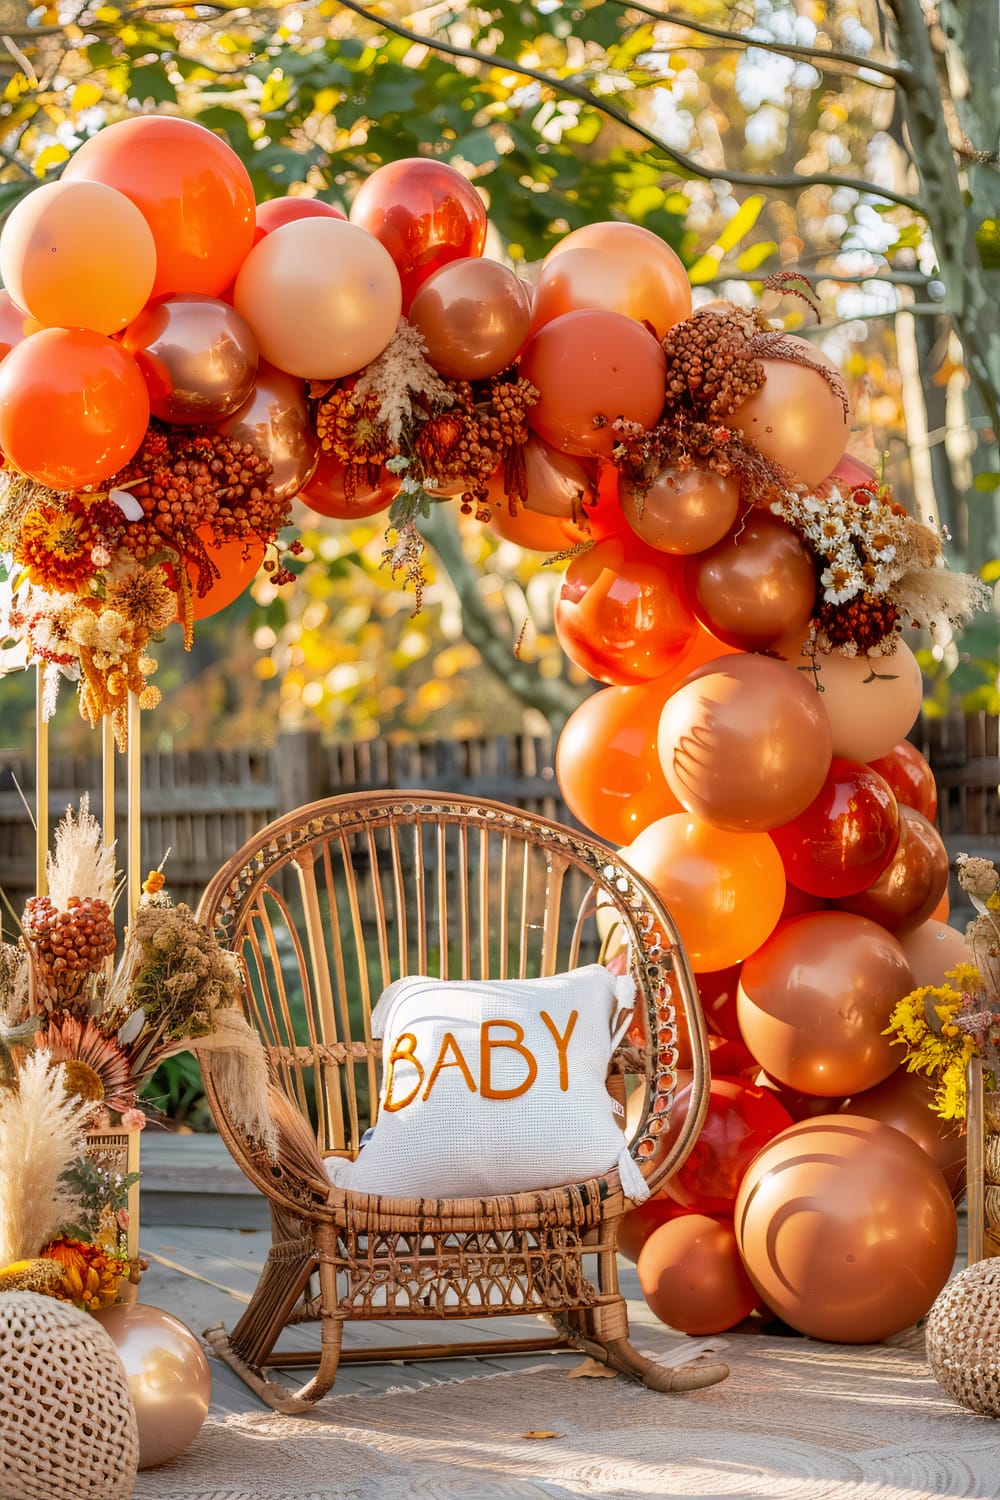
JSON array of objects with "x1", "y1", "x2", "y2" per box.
[
  {"x1": 422, "y1": 1031, "x2": 476, "y2": 1101},
  {"x1": 382, "y1": 1032, "x2": 424, "y2": 1112},
  {"x1": 480, "y1": 1019, "x2": 538, "y2": 1100},
  {"x1": 539, "y1": 1009, "x2": 578, "y2": 1092}
]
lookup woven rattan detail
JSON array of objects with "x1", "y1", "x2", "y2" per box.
[
  {"x1": 0, "y1": 1291, "x2": 139, "y2": 1499},
  {"x1": 984, "y1": 1132, "x2": 1000, "y2": 1186},
  {"x1": 985, "y1": 1184, "x2": 1000, "y2": 1230},
  {"x1": 926, "y1": 1258, "x2": 1000, "y2": 1416}
]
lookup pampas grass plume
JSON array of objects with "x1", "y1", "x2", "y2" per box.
[{"x1": 0, "y1": 1052, "x2": 91, "y2": 1263}]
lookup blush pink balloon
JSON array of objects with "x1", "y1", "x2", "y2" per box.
[
  {"x1": 731, "y1": 337, "x2": 851, "y2": 488},
  {"x1": 899, "y1": 919, "x2": 970, "y2": 988}
]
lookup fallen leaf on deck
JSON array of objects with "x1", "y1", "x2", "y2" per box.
[
  {"x1": 521, "y1": 1430, "x2": 563, "y2": 1440},
  {"x1": 567, "y1": 1358, "x2": 616, "y2": 1379}
]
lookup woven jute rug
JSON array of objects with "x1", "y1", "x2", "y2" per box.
[{"x1": 133, "y1": 1330, "x2": 1000, "y2": 1500}]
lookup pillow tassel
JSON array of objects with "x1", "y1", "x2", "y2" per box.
[{"x1": 617, "y1": 1147, "x2": 650, "y2": 1204}]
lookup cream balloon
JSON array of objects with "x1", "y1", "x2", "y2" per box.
[
  {"x1": 779, "y1": 636, "x2": 925, "y2": 763},
  {"x1": 900, "y1": 918, "x2": 970, "y2": 988},
  {"x1": 95, "y1": 1302, "x2": 211, "y2": 1470},
  {"x1": 731, "y1": 337, "x2": 851, "y2": 488},
  {"x1": 233, "y1": 218, "x2": 402, "y2": 380}
]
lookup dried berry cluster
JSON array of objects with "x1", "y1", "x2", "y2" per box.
[
  {"x1": 22, "y1": 895, "x2": 116, "y2": 1001},
  {"x1": 660, "y1": 306, "x2": 767, "y2": 419},
  {"x1": 413, "y1": 371, "x2": 538, "y2": 517}
]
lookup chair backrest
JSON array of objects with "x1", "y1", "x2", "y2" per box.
[{"x1": 197, "y1": 792, "x2": 710, "y2": 1192}]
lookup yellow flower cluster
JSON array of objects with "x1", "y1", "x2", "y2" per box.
[{"x1": 884, "y1": 962, "x2": 984, "y2": 1120}]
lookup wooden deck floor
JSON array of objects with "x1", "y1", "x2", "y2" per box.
[{"x1": 136, "y1": 1132, "x2": 967, "y2": 1418}]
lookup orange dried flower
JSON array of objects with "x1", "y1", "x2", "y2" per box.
[{"x1": 41, "y1": 1236, "x2": 126, "y2": 1311}]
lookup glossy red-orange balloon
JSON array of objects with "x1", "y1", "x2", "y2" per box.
[
  {"x1": 838, "y1": 1068, "x2": 965, "y2": 1197},
  {"x1": 555, "y1": 533, "x2": 696, "y2": 685},
  {"x1": 520, "y1": 310, "x2": 666, "y2": 458},
  {"x1": 0, "y1": 327, "x2": 149, "y2": 490},
  {"x1": 488, "y1": 501, "x2": 587, "y2": 553},
  {"x1": 737, "y1": 910, "x2": 913, "y2": 1096},
  {"x1": 625, "y1": 814, "x2": 786, "y2": 973},
  {"x1": 349, "y1": 158, "x2": 487, "y2": 308},
  {"x1": 659, "y1": 1075, "x2": 794, "y2": 1214},
  {"x1": 533, "y1": 221, "x2": 691, "y2": 340},
  {"x1": 730, "y1": 338, "x2": 851, "y2": 488},
  {"x1": 621, "y1": 465, "x2": 741, "y2": 555},
  {"x1": 578, "y1": 461, "x2": 633, "y2": 541},
  {"x1": 658, "y1": 652, "x2": 834, "y2": 833},
  {"x1": 835, "y1": 805, "x2": 949, "y2": 935},
  {"x1": 734, "y1": 1114, "x2": 957, "y2": 1342},
  {"x1": 63, "y1": 116, "x2": 256, "y2": 300},
  {"x1": 639, "y1": 1213, "x2": 760, "y2": 1334},
  {"x1": 770, "y1": 756, "x2": 900, "y2": 899},
  {"x1": 696, "y1": 965, "x2": 744, "y2": 1044},
  {"x1": 255, "y1": 197, "x2": 346, "y2": 235},
  {"x1": 556, "y1": 682, "x2": 683, "y2": 844},
  {"x1": 685, "y1": 510, "x2": 817, "y2": 649},
  {"x1": 176, "y1": 529, "x2": 265, "y2": 621},
  {"x1": 408, "y1": 257, "x2": 532, "y2": 380},
  {"x1": 300, "y1": 452, "x2": 400, "y2": 520},
  {"x1": 867, "y1": 739, "x2": 938, "y2": 821}
]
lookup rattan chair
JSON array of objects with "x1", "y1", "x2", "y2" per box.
[{"x1": 197, "y1": 791, "x2": 726, "y2": 1410}]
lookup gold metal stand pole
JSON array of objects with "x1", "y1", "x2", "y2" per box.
[
  {"x1": 102, "y1": 714, "x2": 115, "y2": 857},
  {"x1": 967, "y1": 1056, "x2": 985, "y2": 1266},
  {"x1": 126, "y1": 691, "x2": 142, "y2": 919},
  {"x1": 35, "y1": 665, "x2": 48, "y2": 897}
]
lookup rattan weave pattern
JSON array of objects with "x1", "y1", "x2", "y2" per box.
[
  {"x1": 926, "y1": 1259, "x2": 1000, "y2": 1416},
  {"x1": 0, "y1": 1291, "x2": 139, "y2": 1499}
]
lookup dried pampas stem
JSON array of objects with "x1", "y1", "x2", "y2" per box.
[
  {"x1": 47, "y1": 793, "x2": 117, "y2": 911},
  {"x1": 0, "y1": 1051, "x2": 91, "y2": 1263},
  {"x1": 194, "y1": 1009, "x2": 279, "y2": 1160}
]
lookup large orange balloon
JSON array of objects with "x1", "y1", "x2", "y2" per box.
[
  {"x1": 778, "y1": 638, "x2": 925, "y2": 764},
  {"x1": 685, "y1": 510, "x2": 817, "y2": 649},
  {"x1": 556, "y1": 682, "x2": 683, "y2": 844},
  {"x1": 658, "y1": 652, "x2": 833, "y2": 832},
  {"x1": 624, "y1": 814, "x2": 786, "y2": 973},
  {"x1": 409, "y1": 258, "x2": 532, "y2": 380},
  {"x1": 554, "y1": 533, "x2": 696, "y2": 684},
  {"x1": 736, "y1": 911, "x2": 913, "y2": 1096},
  {"x1": 838, "y1": 1068, "x2": 965, "y2": 1196},
  {"x1": 618, "y1": 1193, "x2": 687, "y2": 1264},
  {"x1": 349, "y1": 158, "x2": 487, "y2": 308},
  {"x1": 734, "y1": 1114, "x2": 957, "y2": 1342},
  {"x1": 520, "y1": 310, "x2": 666, "y2": 458},
  {"x1": 836, "y1": 805, "x2": 950, "y2": 935},
  {"x1": 533, "y1": 222, "x2": 692, "y2": 340},
  {"x1": 0, "y1": 327, "x2": 149, "y2": 491},
  {"x1": 639, "y1": 1214, "x2": 760, "y2": 1335},
  {"x1": 730, "y1": 337, "x2": 851, "y2": 488},
  {"x1": 489, "y1": 501, "x2": 586, "y2": 553},
  {"x1": 621, "y1": 465, "x2": 741, "y2": 555},
  {"x1": 63, "y1": 116, "x2": 255, "y2": 300},
  {"x1": 234, "y1": 219, "x2": 402, "y2": 381},
  {"x1": 0, "y1": 179, "x2": 156, "y2": 334},
  {"x1": 175, "y1": 529, "x2": 265, "y2": 620},
  {"x1": 867, "y1": 739, "x2": 938, "y2": 821}
]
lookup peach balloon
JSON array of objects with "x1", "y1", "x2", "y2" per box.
[
  {"x1": 730, "y1": 337, "x2": 851, "y2": 488},
  {"x1": 899, "y1": 918, "x2": 970, "y2": 988},
  {"x1": 838, "y1": 1067, "x2": 965, "y2": 1196},
  {"x1": 734, "y1": 1114, "x2": 957, "y2": 1343},
  {"x1": 533, "y1": 222, "x2": 692, "y2": 340},
  {"x1": 836, "y1": 805, "x2": 950, "y2": 935},
  {"x1": 625, "y1": 813, "x2": 786, "y2": 973},
  {"x1": 408, "y1": 257, "x2": 532, "y2": 380},
  {"x1": 780, "y1": 636, "x2": 925, "y2": 764},
  {"x1": 639, "y1": 1213, "x2": 759, "y2": 1335},
  {"x1": 621, "y1": 465, "x2": 741, "y2": 555},
  {"x1": 737, "y1": 911, "x2": 913, "y2": 1096},
  {"x1": 556, "y1": 682, "x2": 683, "y2": 845},
  {"x1": 0, "y1": 179, "x2": 156, "y2": 335},
  {"x1": 520, "y1": 309, "x2": 666, "y2": 458},
  {"x1": 233, "y1": 219, "x2": 402, "y2": 380},
  {"x1": 658, "y1": 652, "x2": 833, "y2": 832},
  {"x1": 0, "y1": 289, "x2": 34, "y2": 361},
  {"x1": 685, "y1": 510, "x2": 818, "y2": 649}
]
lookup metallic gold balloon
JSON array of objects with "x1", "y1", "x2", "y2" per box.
[
  {"x1": 737, "y1": 910, "x2": 913, "y2": 1096},
  {"x1": 734, "y1": 1114, "x2": 957, "y2": 1342},
  {"x1": 408, "y1": 257, "x2": 532, "y2": 381},
  {"x1": 122, "y1": 294, "x2": 258, "y2": 423},
  {"x1": 95, "y1": 1302, "x2": 211, "y2": 1470},
  {"x1": 684, "y1": 510, "x2": 818, "y2": 649},
  {"x1": 836, "y1": 805, "x2": 949, "y2": 934},
  {"x1": 838, "y1": 1067, "x2": 965, "y2": 1197},
  {"x1": 731, "y1": 337, "x2": 851, "y2": 488},
  {"x1": 658, "y1": 652, "x2": 833, "y2": 832},
  {"x1": 621, "y1": 465, "x2": 741, "y2": 555},
  {"x1": 217, "y1": 360, "x2": 318, "y2": 502}
]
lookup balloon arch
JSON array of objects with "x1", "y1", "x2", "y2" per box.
[{"x1": 0, "y1": 115, "x2": 988, "y2": 1342}]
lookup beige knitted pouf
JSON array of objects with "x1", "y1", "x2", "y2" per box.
[
  {"x1": 0, "y1": 1291, "x2": 139, "y2": 1499},
  {"x1": 926, "y1": 1259, "x2": 1000, "y2": 1417}
]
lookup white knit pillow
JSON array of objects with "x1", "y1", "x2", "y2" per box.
[{"x1": 325, "y1": 964, "x2": 649, "y2": 1202}]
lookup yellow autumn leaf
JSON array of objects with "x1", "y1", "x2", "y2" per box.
[
  {"x1": 522, "y1": 1430, "x2": 563, "y2": 1440},
  {"x1": 717, "y1": 194, "x2": 766, "y2": 253}
]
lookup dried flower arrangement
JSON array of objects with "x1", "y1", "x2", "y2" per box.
[
  {"x1": 885, "y1": 854, "x2": 1000, "y2": 1121},
  {"x1": 0, "y1": 795, "x2": 276, "y2": 1308}
]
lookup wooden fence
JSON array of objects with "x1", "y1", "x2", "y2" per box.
[{"x1": 0, "y1": 714, "x2": 997, "y2": 919}]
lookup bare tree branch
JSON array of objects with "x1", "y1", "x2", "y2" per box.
[{"x1": 332, "y1": 0, "x2": 924, "y2": 214}]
